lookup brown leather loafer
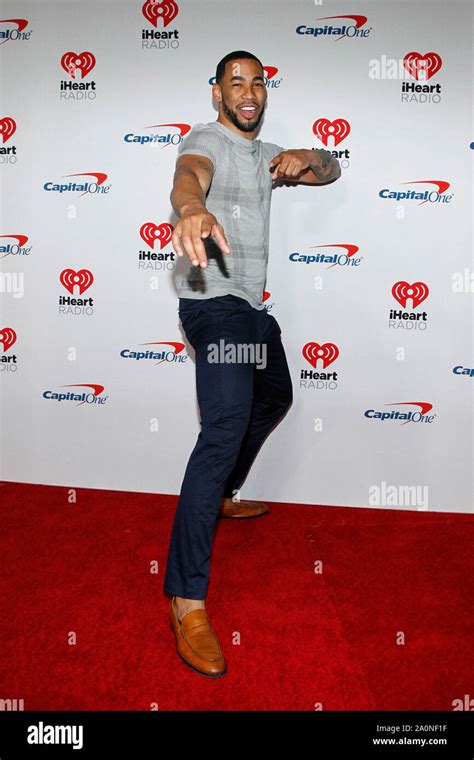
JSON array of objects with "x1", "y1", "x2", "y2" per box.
[
  {"x1": 169, "y1": 596, "x2": 226, "y2": 678},
  {"x1": 218, "y1": 498, "x2": 270, "y2": 519}
]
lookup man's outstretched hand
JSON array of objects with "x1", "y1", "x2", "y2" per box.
[
  {"x1": 172, "y1": 208, "x2": 231, "y2": 268},
  {"x1": 269, "y1": 148, "x2": 338, "y2": 183}
]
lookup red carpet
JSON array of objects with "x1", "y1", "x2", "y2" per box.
[{"x1": 0, "y1": 481, "x2": 472, "y2": 710}]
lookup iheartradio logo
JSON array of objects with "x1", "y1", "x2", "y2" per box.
[
  {"x1": 300, "y1": 342, "x2": 340, "y2": 391},
  {"x1": 389, "y1": 281, "x2": 429, "y2": 331},
  {"x1": 61, "y1": 51, "x2": 96, "y2": 79},
  {"x1": 141, "y1": 0, "x2": 181, "y2": 50},
  {"x1": 142, "y1": 0, "x2": 179, "y2": 27},
  {"x1": 60, "y1": 52, "x2": 97, "y2": 101},
  {"x1": 60, "y1": 269, "x2": 93, "y2": 295},
  {"x1": 312, "y1": 118, "x2": 351, "y2": 168},
  {"x1": 138, "y1": 222, "x2": 176, "y2": 271},
  {"x1": 403, "y1": 52, "x2": 442, "y2": 81},
  {"x1": 0, "y1": 326, "x2": 18, "y2": 372},
  {"x1": 312, "y1": 118, "x2": 350, "y2": 147},
  {"x1": 303, "y1": 342, "x2": 339, "y2": 369},
  {"x1": 0, "y1": 326, "x2": 17, "y2": 351},
  {"x1": 0, "y1": 115, "x2": 18, "y2": 164},
  {"x1": 140, "y1": 222, "x2": 173, "y2": 249},
  {"x1": 392, "y1": 281, "x2": 429, "y2": 309},
  {"x1": 59, "y1": 269, "x2": 95, "y2": 316},
  {"x1": 0, "y1": 117, "x2": 16, "y2": 143},
  {"x1": 401, "y1": 51, "x2": 443, "y2": 105}
]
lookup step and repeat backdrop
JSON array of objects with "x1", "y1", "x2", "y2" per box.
[{"x1": 1, "y1": 0, "x2": 472, "y2": 512}]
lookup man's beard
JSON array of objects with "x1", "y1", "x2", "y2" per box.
[{"x1": 221, "y1": 96, "x2": 264, "y2": 132}]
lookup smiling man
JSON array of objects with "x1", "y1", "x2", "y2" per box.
[{"x1": 164, "y1": 50, "x2": 341, "y2": 678}]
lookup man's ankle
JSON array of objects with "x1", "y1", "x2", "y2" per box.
[{"x1": 174, "y1": 596, "x2": 206, "y2": 620}]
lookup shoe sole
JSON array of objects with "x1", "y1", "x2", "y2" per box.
[
  {"x1": 169, "y1": 616, "x2": 227, "y2": 679},
  {"x1": 217, "y1": 510, "x2": 270, "y2": 520}
]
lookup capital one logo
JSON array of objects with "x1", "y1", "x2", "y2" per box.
[
  {"x1": 208, "y1": 66, "x2": 282, "y2": 88},
  {"x1": 43, "y1": 383, "x2": 108, "y2": 406},
  {"x1": 379, "y1": 179, "x2": 452, "y2": 206},
  {"x1": 121, "y1": 341, "x2": 187, "y2": 365},
  {"x1": 262, "y1": 66, "x2": 278, "y2": 81},
  {"x1": 44, "y1": 172, "x2": 110, "y2": 198},
  {"x1": 312, "y1": 118, "x2": 350, "y2": 147},
  {"x1": 290, "y1": 244, "x2": 361, "y2": 270},
  {"x1": 302, "y1": 342, "x2": 339, "y2": 368},
  {"x1": 0, "y1": 117, "x2": 16, "y2": 143},
  {"x1": 0, "y1": 326, "x2": 16, "y2": 351},
  {"x1": 403, "y1": 51, "x2": 442, "y2": 81},
  {"x1": 60, "y1": 269, "x2": 94, "y2": 295},
  {"x1": 63, "y1": 383, "x2": 105, "y2": 405},
  {"x1": 140, "y1": 222, "x2": 173, "y2": 249},
  {"x1": 296, "y1": 15, "x2": 371, "y2": 40},
  {"x1": 392, "y1": 281, "x2": 429, "y2": 309},
  {"x1": 0, "y1": 234, "x2": 29, "y2": 258},
  {"x1": 61, "y1": 51, "x2": 96, "y2": 78},
  {"x1": 0, "y1": 17, "x2": 29, "y2": 45},
  {"x1": 142, "y1": 0, "x2": 179, "y2": 27},
  {"x1": 365, "y1": 401, "x2": 435, "y2": 425}
]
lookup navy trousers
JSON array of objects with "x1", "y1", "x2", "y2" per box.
[{"x1": 163, "y1": 294, "x2": 293, "y2": 600}]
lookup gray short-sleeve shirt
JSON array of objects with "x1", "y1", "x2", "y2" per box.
[{"x1": 175, "y1": 120, "x2": 284, "y2": 310}]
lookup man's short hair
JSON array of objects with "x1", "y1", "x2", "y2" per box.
[{"x1": 215, "y1": 51, "x2": 264, "y2": 84}]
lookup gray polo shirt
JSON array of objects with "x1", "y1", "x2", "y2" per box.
[{"x1": 175, "y1": 120, "x2": 284, "y2": 310}]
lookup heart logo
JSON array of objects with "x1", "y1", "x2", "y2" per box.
[
  {"x1": 302, "y1": 342, "x2": 339, "y2": 369},
  {"x1": 403, "y1": 52, "x2": 442, "y2": 81},
  {"x1": 392, "y1": 281, "x2": 429, "y2": 309},
  {"x1": 140, "y1": 222, "x2": 174, "y2": 250},
  {"x1": 313, "y1": 118, "x2": 350, "y2": 147},
  {"x1": 61, "y1": 52, "x2": 96, "y2": 79},
  {"x1": 142, "y1": 0, "x2": 179, "y2": 28},
  {"x1": 0, "y1": 327, "x2": 17, "y2": 352},
  {"x1": 59, "y1": 269, "x2": 94, "y2": 295},
  {"x1": 0, "y1": 117, "x2": 16, "y2": 144}
]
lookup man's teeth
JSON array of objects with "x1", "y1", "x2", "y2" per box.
[{"x1": 241, "y1": 106, "x2": 256, "y2": 111}]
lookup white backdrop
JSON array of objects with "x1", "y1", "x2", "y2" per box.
[{"x1": 1, "y1": 0, "x2": 473, "y2": 513}]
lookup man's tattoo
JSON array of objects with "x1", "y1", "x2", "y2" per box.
[{"x1": 311, "y1": 148, "x2": 339, "y2": 181}]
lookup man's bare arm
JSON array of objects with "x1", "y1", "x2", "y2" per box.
[
  {"x1": 170, "y1": 154, "x2": 214, "y2": 216},
  {"x1": 269, "y1": 148, "x2": 342, "y2": 186},
  {"x1": 170, "y1": 154, "x2": 231, "y2": 267},
  {"x1": 304, "y1": 148, "x2": 341, "y2": 184}
]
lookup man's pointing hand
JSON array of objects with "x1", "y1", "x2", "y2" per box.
[
  {"x1": 172, "y1": 208, "x2": 231, "y2": 268},
  {"x1": 268, "y1": 149, "x2": 312, "y2": 180}
]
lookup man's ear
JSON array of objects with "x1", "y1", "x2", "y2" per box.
[{"x1": 212, "y1": 83, "x2": 221, "y2": 102}]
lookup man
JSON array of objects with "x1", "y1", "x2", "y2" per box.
[{"x1": 164, "y1": 50, "x2": 341, "y2": 678}]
